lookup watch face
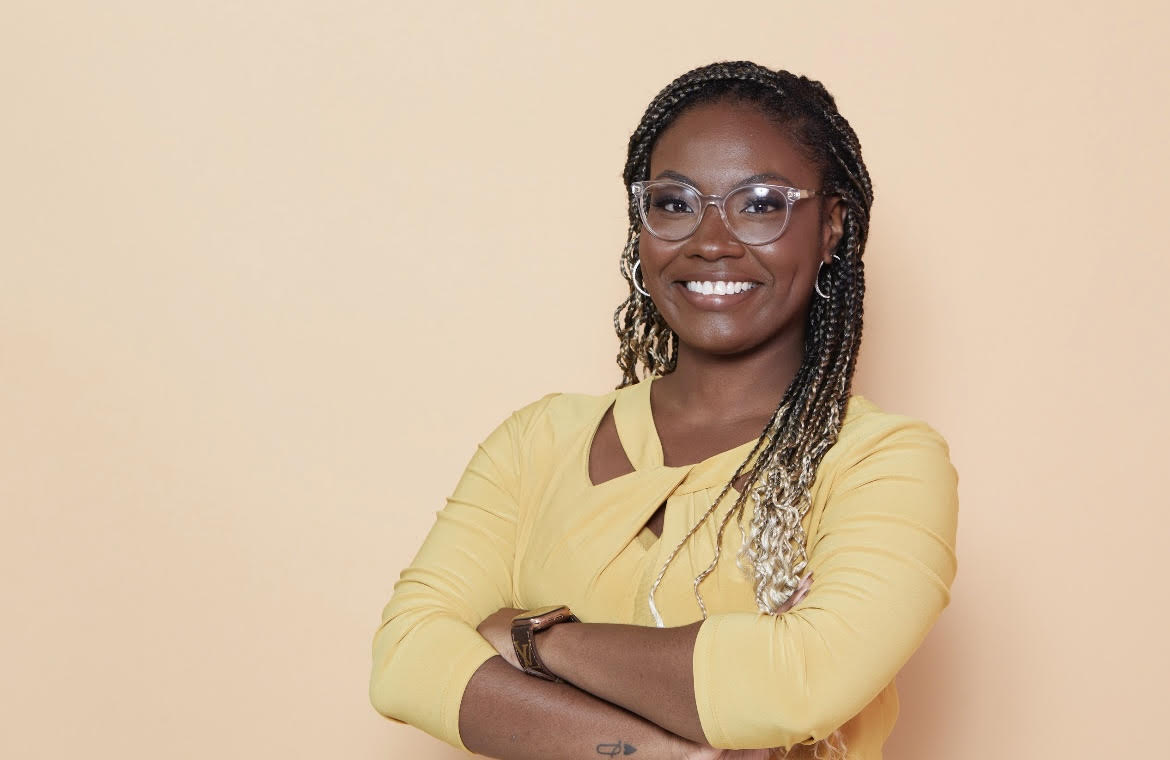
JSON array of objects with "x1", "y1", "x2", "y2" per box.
[{"x1": 512, "y1": 605, "x2": 571, "y2": 629}]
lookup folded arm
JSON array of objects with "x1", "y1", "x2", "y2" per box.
[
  {"x1": 458, "y1": 655, "x2": 712, "y2": 760},
  {"x1": 371, "y1": 402, "x2": 957, "y2": 754}
]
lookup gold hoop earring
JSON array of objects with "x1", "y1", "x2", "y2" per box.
[
  {"x1": 815, "y1": 254, "x2": 842, "y2": 299},
  {"x1": 632, "y1": 259, "x2": 651, "y2": 298}
]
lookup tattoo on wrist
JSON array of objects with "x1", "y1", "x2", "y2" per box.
[{"x1": 596, "y1": 739, "x2": 637, "y2": 755}]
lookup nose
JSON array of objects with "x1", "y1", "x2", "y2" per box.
[{"x1": 688, "y1": 200, "x2": 743, "y2": 259}]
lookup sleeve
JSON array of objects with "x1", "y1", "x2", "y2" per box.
[
  {"x1": 691, "y1": 417, "x2": 960, "y2": 750},
  {"x1": 368, "y1": 395, "x2": 555, "y2": 752}
]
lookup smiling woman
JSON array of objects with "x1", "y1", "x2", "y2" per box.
[{"x1": 370, "y1": 61, "x2": 959, "y2": 760}]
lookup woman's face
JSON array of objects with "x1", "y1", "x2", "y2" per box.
[{"x1": 638, "y1": 99, "x2": 843, "y2": 359}]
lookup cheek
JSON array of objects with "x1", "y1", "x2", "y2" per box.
[
  {"x1": 756, "y1": 241, "x2": 812, "y2": 279},
  {"x1": 635, "y1": 237, "x2": 677, "y2": 275},
  {"x1": 635, "y1": 236, "x2": 651, "y2": 266},
  {"x1": 785, "y1": 212, "x2": 824, "y2": 249},
  {"x1": 761, "y1": 224, "x2": 824, "y2": 277}
]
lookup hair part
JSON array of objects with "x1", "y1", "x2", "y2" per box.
[{"x1": 612, "y1": 61, "x2": 874, "y2": 758}]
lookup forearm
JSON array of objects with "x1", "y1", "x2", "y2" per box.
[
  {"x1": 540, "y1": 621, "x2": 707, "y2": 744},
  {"x1": 458, "y1": 656, "x2": 703, "y2": 760}
]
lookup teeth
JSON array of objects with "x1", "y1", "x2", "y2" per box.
[{"x1": 685, "y1": 281, "x2": 758, "y2": 295}]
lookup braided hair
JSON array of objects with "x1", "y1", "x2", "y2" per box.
[{"x1": 613, "y1": 62, "x2": 873, "y2": 756}]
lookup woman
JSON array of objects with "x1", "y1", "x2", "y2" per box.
[{"x1": 370, "y1": 61, "x2": 959, "y2": 760}]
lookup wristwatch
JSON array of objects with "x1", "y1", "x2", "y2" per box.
[{"x1": 510, "y1": 605, "x2": 579, "y2": 682}]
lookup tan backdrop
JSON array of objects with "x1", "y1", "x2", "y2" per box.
[{"x1": 2, "y1": 2, "x2": 1166, "y2": 758}]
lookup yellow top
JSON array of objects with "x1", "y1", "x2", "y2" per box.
[{"x1": 369, "y1": 377, "x2": 959, "y2": 756}]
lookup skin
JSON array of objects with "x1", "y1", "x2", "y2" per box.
[{"x1": 458, "y1": 100, "x2": 843, "y2": 759}]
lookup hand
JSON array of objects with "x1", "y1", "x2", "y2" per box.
[
  {"x1": 775, "y1": 572, "x2": 813, "y2": 614},
  {"x1": 476, "y1": 607, "x2": 524, "y2": 669}
]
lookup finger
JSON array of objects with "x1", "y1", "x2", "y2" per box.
[{"x1": 792, "y1": 575, "x2": 812, "y2": 604}]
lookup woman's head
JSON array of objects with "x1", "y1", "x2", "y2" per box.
[{"x1": 615, "y1": 61, "x2": 872, "y2": 383}]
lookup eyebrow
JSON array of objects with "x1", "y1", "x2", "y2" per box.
[{"x1": 653, "y1": 169, "x2": 799, "y2": 188}]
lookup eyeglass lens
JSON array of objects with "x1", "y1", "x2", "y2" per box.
[{"x1": 638, "y1": 182, "x2": 792, "y2": 244}]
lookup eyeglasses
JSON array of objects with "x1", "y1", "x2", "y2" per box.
[{"x1": 631, "y1": 179, "x2": 822, "y2": 246}]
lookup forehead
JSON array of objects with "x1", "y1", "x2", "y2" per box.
[{"x1": 647, "y1": 100, "x2": 818, "y2": 192}]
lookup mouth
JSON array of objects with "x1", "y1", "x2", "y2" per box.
[{"x1": 674, "y1": 279, "x2": 763, "y2": 309}]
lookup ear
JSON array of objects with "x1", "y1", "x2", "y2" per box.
[{"x1": 820, "y1": 196, "x2": 846, "y2": 263}]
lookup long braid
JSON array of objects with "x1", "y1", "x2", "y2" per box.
[{"x1": 615, "y1": 62, "x2": 873, "y2": 758}]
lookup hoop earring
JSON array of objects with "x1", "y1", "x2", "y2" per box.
[
  {"x1": 632, "y1": 259, "x2": 651, "y2": 298},
  {"x1": 815, "y1": 254, "x2": 842, "y2": 299}
]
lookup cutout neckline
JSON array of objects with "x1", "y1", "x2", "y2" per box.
[{"x1": 613, "y1": 376, "x2": 760, "y2": 473}]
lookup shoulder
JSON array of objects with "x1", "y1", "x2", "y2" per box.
[
  {"x1": 490, "y1": 386, "x2": 620, "y2": 449},
  {"x1": 833, "y1": 393, "x2": 955, "y2": 466},
  {"x1": 473, "y1": 387, "x2": 620, "y2": 493},
  {"x1": 815, "y1": 393, "x2": 959, "y2": 532},
  {"x1": 820, "y1": 394, "x2": 959, "y2": 510}
]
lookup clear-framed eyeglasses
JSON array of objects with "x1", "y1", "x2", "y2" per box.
[{"x1": 630, "y1": 179, "x2": 822, "y2": 246}]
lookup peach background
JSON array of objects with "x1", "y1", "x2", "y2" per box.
[{"x1": 2, "y1": 2, "x2": 1167, "y2": 758}]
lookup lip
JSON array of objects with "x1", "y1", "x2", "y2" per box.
[{"x1": 672, "y1": 280, "x2": 762, "y2": 309}]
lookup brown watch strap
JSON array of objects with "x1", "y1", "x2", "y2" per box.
[{"x1": 511, "y1": 606, "x2": 579, "y2": 681}]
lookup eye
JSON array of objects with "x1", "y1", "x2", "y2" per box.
[
  {"x1": 741, "y1": 198, "x2": 782, "y2": 214},
  {"x1": 651, "y1": 194, "x2": 695, "y2": 215},
  {"x1": 737, "y1": 187, "x2": 784, "y2": 214}
]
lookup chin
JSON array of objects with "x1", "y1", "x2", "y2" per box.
[{"x1": 676, "y1": 332, "x2": 762, "y2": 358}]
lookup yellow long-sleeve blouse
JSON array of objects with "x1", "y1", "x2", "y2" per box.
[{"x1": 369, "y1": 376, "x2": 959, "y2": 757}]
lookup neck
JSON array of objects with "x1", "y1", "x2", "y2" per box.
[{"x1": 652, "y1": 329, "x2": 806, "y2": 425}]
